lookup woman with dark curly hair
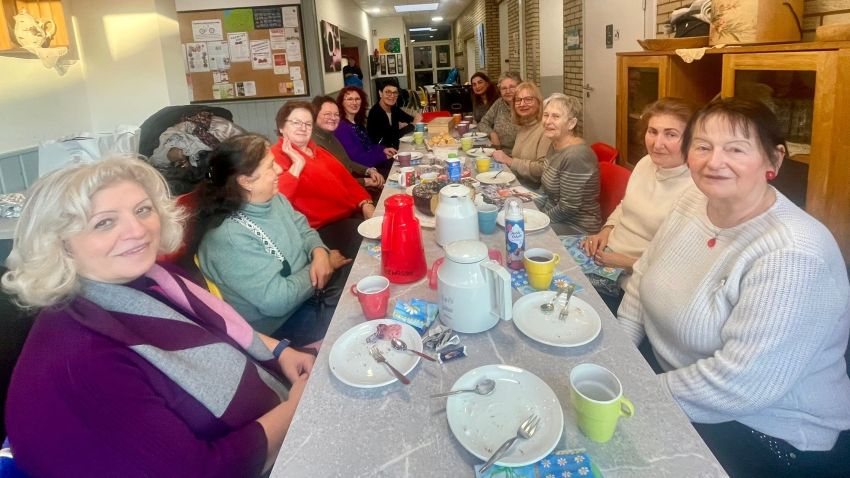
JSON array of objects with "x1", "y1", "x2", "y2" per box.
[
  {"x1": 470, "y1": 71, "x2": 499, "y2": 123},
  {"x1": 333, "y1": 86, "x2": 395, "y2": 176}
]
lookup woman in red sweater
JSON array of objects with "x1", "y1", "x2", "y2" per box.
[{"x1": 272, "y1": 100, "x2": 375, "y2": 258}]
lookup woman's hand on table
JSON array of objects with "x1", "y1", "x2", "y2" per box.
[
  {"x1": 383, "y1": 147, "x2": 398, "y2": 159},
  {"x1": 361, "y1": 201, "x2": 376, "y2": 219},
  {"x1": 328, "y1": 249, "x2": 352, "y2": 270},
  {"x1": 309, "y1": 248, "x2": 334, "y2": 289},
  {"x1": 492, "y1": 150, "x2": 512, "y2": 166},
  {"x1": 583, "y1": 226, "x2": 612, "y2": 256},
  {"x1": 279, "y1": 347, "x2": 315, "y2": 381},
  {"x1": 593, "y1": 249, "x2": 636, "y2": 272},
  {"x1": 364, "y1": 168, "x2": 385, "y2": 188}
]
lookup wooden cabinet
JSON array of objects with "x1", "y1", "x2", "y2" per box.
[
  {"x1": 1, "y1": 0, "x2": 69, "y2": 53},
  {"x1": 617, "y1": 42, "x2": 850, "y2": 261}
]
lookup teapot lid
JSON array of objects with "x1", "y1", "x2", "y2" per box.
[
  {"x1": 439, "y1": 183, "x2": 471, "y2": 199},
  {"x1": 445, "y1": 240, "x2": 487, "y2": 264}
]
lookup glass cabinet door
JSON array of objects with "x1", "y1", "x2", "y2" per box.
[{"x1": 616, "y1": 56, "x2": 667, "y2": 168}]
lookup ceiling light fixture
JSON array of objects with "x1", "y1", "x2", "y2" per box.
[
  {"x1": 409, "y1": 27, "x2": 432, "y2": 32},
  {"x1": 371, "y1": 7, "x2": 380, "y2": 13},
  {"x1": 394, "y1": 3, "x2": 439, "y2": 13},
  {"x1": 432, "y1": 16, "x2": 443, "y2": 22}
]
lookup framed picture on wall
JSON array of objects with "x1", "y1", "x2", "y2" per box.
[
  {"x1": 321, "y1": 20, "x2": 341, "y2": 72},
  {"x1": 379, "y1": 54, "x2": 387, "y2": 75},
  {"x1": 387, "y1": 54, "x2": 396, "y2": 75},
  {"x1": 396, "y1": 54, "x2": 403, "y2": 74}
]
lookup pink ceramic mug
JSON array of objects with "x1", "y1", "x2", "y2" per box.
[{"x1": 350, "y1": 275, "x2": 391, "y2": 319}]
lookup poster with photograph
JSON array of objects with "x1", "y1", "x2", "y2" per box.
[
  {"x1": 387, "y1": 55, "x2": 396, "y2": 75},
  {"x1": 273, "y1": 52, "x2": 288, "y2": 74},
  {"x1": 235, "y1": 80, "x2": 257, "y2": 96},
  {"x1": 320, "y1": 20, "x2": 341, "y2": 72},
  {"x1": 379, "y1": 55, "x2": 387, "y2": 75}
]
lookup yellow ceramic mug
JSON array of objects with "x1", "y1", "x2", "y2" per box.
[
  {"x1": 569, "y1": 363, "x2": 635, "y2": 443},
  {"x1": 523, "y1": 248, "x2": 560, "y2": 290},
  {"x1": 475, "y1": 156, "x2": 491, "y2": 173}
]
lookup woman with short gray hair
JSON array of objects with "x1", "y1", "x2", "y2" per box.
[
  {"x1": 539, "y1": 93, "x2": 602, "y2": 235},
  {"x1": 476, "y1": 71, "x2": 523, "y2": 155}
]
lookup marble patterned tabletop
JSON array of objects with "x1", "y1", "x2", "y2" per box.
[{"x1": 271, "y1": 159, "x2": 727, "y2": 477}]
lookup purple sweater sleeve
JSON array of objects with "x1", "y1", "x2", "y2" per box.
[{"x1": 334, "y1": 121, "x2": 388, "y2": 168}]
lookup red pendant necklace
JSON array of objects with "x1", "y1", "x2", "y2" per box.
[{"x1": 707, "y1": 234, "x2": 718, "y2": 248}]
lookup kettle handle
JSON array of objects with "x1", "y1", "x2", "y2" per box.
[
  {"x1": 480, "y1": 260, "x2": 512, "y2": 322},
  {"x1": 428, "y1": 257, "x2": 445, "y2": 290}
]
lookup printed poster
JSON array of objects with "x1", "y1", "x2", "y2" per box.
[
  {"x1": 250, "y1": 39, "x2": 272, "y2": 70},
  {"x1": 293, "y1": 79, "x2": 305, "y2": 95},
  {"x1": 269, "y1": 28, "x2": 286, "y2": 50},
  {"x1": 227, "y1": 32, "x2": 250, "y2": 62},
  {"x1": 253, "y1": 6, "x2": 284, "y2": 29},
  {"x1": 289, "y1": 66, "x2": 302, "y2": 80},
  {"x1": 284, "y1": 28, "x2": 300, "y2": 41},
  {"x1": 378, "y1": 37, "x2": 401, "y2": 54},
  {"x1": 185, "y1": 42, "x2": 209, "y2": 72},
  {"x1": 396, "y1": 54, "x2": 404, "y2": 74},
  {"x1": 282, "y1": 6, "x2": 299, "y2": 28},
  {"x1": 223, "y1": 9, "x2": 254, "y2": 32},
  {"x1": 387, "y1": 54, "x2": 396, "y2": 75},
  {"x1": 206, "y1": 41, "x2": 230, "y2": 70},
  {"x1": 212, "y1": 71, "x2": 229, "y2": 83},
  {"x1": 279, "y1": 81, "x2": 294, "y2": 95},
  {"x1": 235, "y1": 81, "x2": 257, "y2": 97},
  {"x1": 212, "y1": 83, "x2": 234, "y2": 99},
  {"x1": 273, "y1": 52, "x2": 289, "y2": 74},
  {"x1": 285, "y1": 40, "x2": 302, "y2": 62},
  {"x1": 192, "y1": 19, "x2": 223, "y2": 42}
]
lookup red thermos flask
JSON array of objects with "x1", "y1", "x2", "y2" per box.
[{"x1": 381, "y1": 194, "x2": 427, "y2": 284}]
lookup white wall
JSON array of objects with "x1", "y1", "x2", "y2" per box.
[
  {"x1": 369, "y1": 16, "x2": 408, "y2": 97},
  {"x1": 313, "y1": 0, "x2": 370, "y2": 94},
  {"x1": 539, "y1": 0, "x2": 564, "y2": 97}
]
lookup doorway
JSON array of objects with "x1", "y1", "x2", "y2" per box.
[
  {"x1": 582, "y1": 1, "x2": 651, "y2": 145},
  {"x1": 410, "y1": 41, "x2": 454, "y2": 88}
]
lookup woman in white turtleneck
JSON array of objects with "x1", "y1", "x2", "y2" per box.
[{"x1": 583, "y1": 98, "x2": 695, "y2": 292}]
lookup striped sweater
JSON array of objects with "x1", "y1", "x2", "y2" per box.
[
  {"x1": 618, "y1": 187, "x2": 850, "y2": 450},
  {"x1": 540, "y1": 143, "x2": 601, "y2": 234}
]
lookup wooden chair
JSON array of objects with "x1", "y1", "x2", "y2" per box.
[
  {"x1": 598, "y1": 162, "x2": 632, "y2": 220},
  {"x1": 591, "y1": 142, "x2": 620, "y2": 164}
]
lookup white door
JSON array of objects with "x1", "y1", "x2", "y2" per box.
[
  {"x1": 465, "y1": 37, "x2": 476, "y2": 81},
  {"x1": 582, "y1": 1, "x2": 650, "y2": 145}
]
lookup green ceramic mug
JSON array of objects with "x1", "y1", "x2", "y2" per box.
[{"x1": 569, "y1": 363, "x2": 635, "y2": 442}]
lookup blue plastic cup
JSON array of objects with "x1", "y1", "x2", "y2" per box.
[{"x1": 477, "y1": 203, "x2": 499, "y2": 234}]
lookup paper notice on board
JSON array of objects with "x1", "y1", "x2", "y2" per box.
[
  {"x1": 293, "y1": 79, "x2": 305, "y2": 95},
  {"x1": 228, "y1": 32, "x2": 250, "y2": 62},
  {"x1": 289, "y1": 66, "x2": 301, "y2": 80},
  {"x1": 250, "y1": 39, "x2": 272, "y2": 69},
  {"x1": 213, "y1": 71, "x2": 230, "y2": 83},
  {"x1": 285, "y1": 40, "x2": 301, "y2": 62},
  {"x1": 206, "y1": 41, "x2": 231, "y2": 70},
  {"x1": 282, "y1": 6, "x2": 299, "y2": 27},
  {"x1": 212, "y1": 83, "x2": 235, "y2": 99},
  {"x1": 185, "y1": 43, "x2": 209, "y2": 72},
  {"x1": 273, "y1": 53, "x2": 289, "y2": 74},
  {"x1": 192, "y1": 19, "x2": 223, "y2": 42},
  {"x1": 269, "y1": 28, "x2": 286, "y2": 50},
  {"x1": 284, "y1": 27, "x2": 300, "y2": 41},
  {"x1": 236, "y1": 81, "x2": 257, "y2": 97}
]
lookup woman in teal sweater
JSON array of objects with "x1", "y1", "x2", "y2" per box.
[{"x1": 196, "y1": 134, "x2": 351, "y2": 345}]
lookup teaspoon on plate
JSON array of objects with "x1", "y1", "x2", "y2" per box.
[
  {"x1": 390, "y1": 338, "x2": 436, "y2": 362},
  {"x1": 430, "y1": 379, "x2": 496, "y2": 398}
]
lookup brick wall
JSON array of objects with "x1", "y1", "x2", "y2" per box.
[
  {"x1": 453, "y1": 0, "x2": 501, "y2": 79},
  {"x1": 656, "y1": 0, "x2": 850, "y2": 38},
  {"x1": 564, "y1": 0, "x2": 583, "y2": 134},
  {"x1": 524, "y1": 0, "x2": 541, "y2": 84}
]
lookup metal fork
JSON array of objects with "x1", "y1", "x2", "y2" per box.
[
  {"x1": 559, "y1": 283, "x2": 577, "y2": 322},
  {"x1": 479, "y1": 414, "x2": 540, "y2": 473},
  {"x1": 368, "y1": 346, "x2": 411, "y2": 385}
]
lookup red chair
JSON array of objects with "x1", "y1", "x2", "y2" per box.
[
  {"x1": 591, "y1": 142, "x2": 619, "y2": 164},
  {"x1": 421, "y1": 110, "x2": 451, "y2": 123},
  {"x1": 157, "y1": 190, "x2": 199, "y2": 264},
  {"x1": 598, "y1": 162, "x2": 632, "y2": 220}
]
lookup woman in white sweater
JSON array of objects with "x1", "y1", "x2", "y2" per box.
[
  {"x1": 584, "y1": 98, "x2": 695, "y2": 300},
  {"x1": 618, "y1": 98, "x2": 850, "y2": 477}
]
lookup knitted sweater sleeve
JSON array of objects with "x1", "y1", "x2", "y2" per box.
[
  {"x1": 662, "y1": 248, "x2": 849, "y2": 423},
  {"x1": 476, "y1": 101, "x2": 498, "y2": 134},
  {"x1": 280, "y1": 196, "x2": 326, "y2": 256},
  {"x1": 542, "y1": 149, "x2": 595, "y2": 220},
  {"x1": 616, "y1": 245, "x2": 649, "y2": 345}
]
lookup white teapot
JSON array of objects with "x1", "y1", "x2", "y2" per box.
[
  {"x1": 435, "y1": 183, "x2": 478, "y2": 246},
  {"x1": 437, "y1": 240, "x2": 512, "y2": 333},
  {"x1": 14, "y1": 9, "x2": 57, "y2": 49}
]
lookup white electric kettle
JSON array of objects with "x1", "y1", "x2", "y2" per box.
[
  {"x1": 437, "y1": 240, "x2": 512, "y2": 333},
  {"x1": 435, "y1": 183, "x2": 478, "y2": 246}
]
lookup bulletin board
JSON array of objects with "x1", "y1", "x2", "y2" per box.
[{"x1": 177, "y1": 5, "x2": 309, "y2": 103}]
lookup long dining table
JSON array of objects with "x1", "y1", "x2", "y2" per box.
[{"x1": 271, "y1": 140, "x2": 727, "y2": 477}]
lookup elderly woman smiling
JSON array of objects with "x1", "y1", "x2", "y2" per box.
[
  {"x1": 618, "y1": 98, "x2": 850, "y2": 477},
  {"x1": 2, "y1": 158, "x2": 314, "y2": 477},
  {"x1": 476, "y1": 71, "x2": 522, "y2": 155},
  {"x1": 491, "y1": 81, "x2": 551, "y2": 188},
  {"x1": 539, "y1": 93, "x2": 602, "y2": 235}
]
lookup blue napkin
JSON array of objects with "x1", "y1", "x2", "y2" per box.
[
  {"x1": 474, "y1": 449, "x2": 599, "y2": 478},
  {"x1": 361, "y1": 241, "x2": 381, "y2": 260},
  {"x1": 391, "y1": 298, "x2": 438, "y2": 334},
  {"x1": 510, "y1": 269, "x2": 583, "y2": 296},
  {"x1": 560, "y1": 235, "x2": 623, "y2": 282}
]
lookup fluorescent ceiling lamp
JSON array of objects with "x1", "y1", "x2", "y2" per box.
[
  {"x1": 409, "y1": 27, "x2": 432, "y2": 31},
  {"x1": 394, "y1": 3, "x2": 439, "y2": 13},
  {"x1": 432, "y1": 16, "x2": 443, "y2": 21},
  {"x1": 371, "y1": 8, "x2": 380, "y2": 13}
]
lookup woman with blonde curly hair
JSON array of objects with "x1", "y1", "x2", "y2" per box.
[
  {"x1": 491, "y1": 81, "x2": 551, "y2": 188},
  {"x1": 2, "y1": 157, "x2": 314, "y2": 477}
]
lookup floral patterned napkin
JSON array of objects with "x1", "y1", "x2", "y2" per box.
[{"x1": 473, "y1": 448, "x2": 599, "y2": 478}]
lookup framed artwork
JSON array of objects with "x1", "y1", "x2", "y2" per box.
[
  {"x1": 476, "y1": 23, "x2": 485, "y2": 67},
  {"x1": 320, "y1": 20, "x2": 341, "y2": 72},
  {"x1": 396, "y1": 54, "x2": 404, "y2": 74}
]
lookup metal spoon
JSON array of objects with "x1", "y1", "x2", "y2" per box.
[
  {"x1": 559, "y1": 283, "x2": 577, "y2": 321},
  {"x1": 430, "y1": 379, "x2": 496, "y2": 398},
  {"x1": 390, "y1": 338, "x2": 436, "y2": 362},
  {"x1": 540, "y1": 287, "x2": 566, "y2": 313}
]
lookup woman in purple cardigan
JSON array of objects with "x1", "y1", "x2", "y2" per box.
[
  {"x1": 1, "y1": 157, "x2": 315, "y2": 477},
  {"x1": 334, "y1": 86, "x2": 395, "y2": 176}
]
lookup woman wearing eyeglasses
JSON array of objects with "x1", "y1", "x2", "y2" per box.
[
  {"x1": 272, "y1": 100, "x2": 374, "y2": 259},
  {"x1": 367, "y1": 80, "x2": 421, "y2": 149},
  {"x1": 491, "y1": 82, "x2": 551, "y2": 189},
  {"x1": 334, "y1": 86, "x2": 396, "y2": 177},
  {"x1": 476, "y1": 71, "x2": 523, "y2": 155}
]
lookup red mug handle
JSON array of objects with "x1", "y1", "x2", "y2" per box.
[
  {"x1": 428, "y1": 257, "x2": 445, "y2": 290},
  {"x1": 488, "y1": 249, "x2": 503, "y2": 265},
  {"x1": 350, "y1": 284, "x2": 359, "y2": 297}
]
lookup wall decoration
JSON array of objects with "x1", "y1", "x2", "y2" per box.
[
  {"x1": 321, "y1": 20, "x2": 342, "y2": 72},
  {"x1": 566, "y1": 26, "x2": 581, "y2": 50},
  {"x1": 475, "y1": 23, "x2": 485, "y2": 68},
  {"x1": 396, "y1": 54, "x2": 403, "y2": 74},
  {"x1": 378, "y1": 37, "x2": 401, "y2": 54}
]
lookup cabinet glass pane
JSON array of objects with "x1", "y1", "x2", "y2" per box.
[
  {"x1": 626, "y1": 68, "x2": 660, "y2": 166},
  {"x1": 413, "y1": 46, "x2": 433, "y2": 70},
  {"x1": 734, "y1": 70, "x2": 814, "y2": 208}
]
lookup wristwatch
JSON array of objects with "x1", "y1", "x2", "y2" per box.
[{"x1": 272, "y1": 338, "x2": 290, "y2": 359}]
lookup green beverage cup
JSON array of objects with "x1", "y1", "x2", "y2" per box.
[
  {"x1": 569, "y1": 363, "x2": 634, "y2": 442},
  {"x1": 413, "y1": 131, "x2": 425, "y2": 145}
]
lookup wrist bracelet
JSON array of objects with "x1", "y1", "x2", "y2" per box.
[{"x1": 272, "y1": 338, "x2": 290, "y2": 359}]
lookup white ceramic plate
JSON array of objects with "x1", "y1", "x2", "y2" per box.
[
  {"x1": 357, "y1": 215, "x2": 384, "y2": 240},
  {"x1": 513, "y1": 292, "x2": 602, "y2": 347},
  {"x1": 476, "y1": 171, "x2": 516, "y2": 185},
  {"x1": 463, "y1": 132, "x2": 488, "y2": 140},
  {"x1": 466, "y1": 147, "x2": 496, "y2": 157},
  {"x1": 446, "y1": 364, "x2": 564, "y2": 467},
  {"x1": 394, "y1": 151, "x2": 424, "y2": 161},
  {"x1": 329, "y1": 319, "x2": 422, "y2": 388},
  {"x1": 400, "y1": 134, "x2": 414, "y2": 143},
  {"x1": 388, "y1": 172, "x2": 399, "y2": 182},
  {"x1": 496, "y1": 209, "x2": 551, "y2": 232}
]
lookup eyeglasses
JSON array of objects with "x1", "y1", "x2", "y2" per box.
[
  {"x1": 514, "y1": 97, "x2": 537, "y2": 105},
  {"x1": 499, "y1": 85, "x2": 517, "y2": 92},
  {"x1": 320, "y1": 112, "x2": 340, "y2": 119},
  {"x1": 286, "y1": 119, "x2": 313, "y2": 129},
  {"x1": 383, "y1": 91, "x2": 399, "y2": 97}
]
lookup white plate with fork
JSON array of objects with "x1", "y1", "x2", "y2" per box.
[
  {"x1": 329, "y1": 319, "x2": 422, "y2": 388},
  {"x1": 513, "y1": 291, "x2": 601, "y2": 347},
  {"x1": 445, "y1": 364, "x2": 563, "y2": 467}
]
